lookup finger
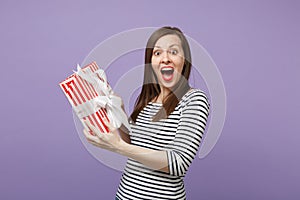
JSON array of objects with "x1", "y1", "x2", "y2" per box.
[
  {"x1": 103, "y1": 119, "x2": 116, "y2": 132},
  {"x1": 83, "y1": 128, "x2": 89, "y2": 137},
  {"x1": 83, "y1": 121, "x2": 97, "y2": 137},
  {"x1": 87, "y1": 137, "x2": 111, "y2": 149},
  {"x1": 84, "y1": 120, "x2": 100, "y2": 135},
  {"x1": 83, "y1": 129, "x2": 99, "y2": 142},
  {"x1": 88, "y1": 140, "x2": 100, "y2": 147},
  {"x1": 85, "y1": 122, "x2": 105, "y2": 140},
  {"x1": 83, "y1": 128, "x2": 93, "y2": 138}
]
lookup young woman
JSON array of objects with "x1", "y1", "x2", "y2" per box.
[{"x1": 84, "y1": 26, "x2": 210, "y2": 200}]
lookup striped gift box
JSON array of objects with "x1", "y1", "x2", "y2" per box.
[{"x1": 59, "y1": 62, "x2": 110, "y2": 134}]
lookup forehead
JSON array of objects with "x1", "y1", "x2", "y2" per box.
[{"x1": 154, "y1": 34, "x2": 182, "y2": 48}]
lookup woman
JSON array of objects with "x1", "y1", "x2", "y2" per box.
[{"x1": 84, "y1": 26, "x2": 210, "y2": 199}]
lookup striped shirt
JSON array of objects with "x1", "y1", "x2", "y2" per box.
[{"x1": 116, "y1": 89, "x2": 210, "y2": 200}]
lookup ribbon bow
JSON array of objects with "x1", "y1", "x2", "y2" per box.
[{"x1": 73, "y1": 64, "x2": 131, "y2": 133}]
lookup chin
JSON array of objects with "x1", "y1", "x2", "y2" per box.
[{"x1": 159, "y1": 80, "x2": 178, "y2": 90}]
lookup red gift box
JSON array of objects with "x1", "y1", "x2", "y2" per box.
[{"x1": 59, "y1": 62, "x2": 110, "y2": 134}]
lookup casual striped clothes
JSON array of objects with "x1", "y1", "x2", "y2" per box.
[{"x1": 116, "y1": 89, "x2": 210, "y2": 200}]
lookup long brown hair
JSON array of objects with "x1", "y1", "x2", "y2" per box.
[{"x1": 130, "y1": 26, "x2": 192, "y2": 122}]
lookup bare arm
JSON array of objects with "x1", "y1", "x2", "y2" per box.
[
  {"x1": 117, "y1": 140, "x2": 169, "y2": 173},
  {"x1": 83, "y1": 120, "x2": 169, "y2": 173}
]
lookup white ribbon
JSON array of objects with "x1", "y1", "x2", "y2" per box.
[{"x1": 73, "y1": 64, "x2": 131, "y2": 133}]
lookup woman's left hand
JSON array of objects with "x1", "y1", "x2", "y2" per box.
[{"x1": 83, "y1": 119, "x2": 124, "y2": 153}]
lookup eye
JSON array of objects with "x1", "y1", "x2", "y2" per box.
[
  {"x1": 153, "y1": 50, "x2": 161, "y2": 56},
  {"x1": 169, "y1": 49, "x2": 178, "y2": 55}
]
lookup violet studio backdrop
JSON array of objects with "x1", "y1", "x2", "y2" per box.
[{"x1": 1, "y1": 0, "x2": 299, "y2": 199}]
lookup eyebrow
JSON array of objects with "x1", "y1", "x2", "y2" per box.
[{"x1": 154, "y1": 44, "x2": 180, "y2": 48}]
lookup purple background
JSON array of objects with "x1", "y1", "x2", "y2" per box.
[{"x1": 1, "y1": 0, "x2": 299, "y2": 199}]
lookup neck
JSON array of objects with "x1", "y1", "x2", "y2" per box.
[{"x1": 156, "y1": 87, "x2": 171, "y2": 103}]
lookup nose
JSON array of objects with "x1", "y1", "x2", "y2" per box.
[{"x1": 161, "y1": 51, "x2": 171, "y2": 64}]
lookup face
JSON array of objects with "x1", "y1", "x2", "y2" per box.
[{"x1": 151, "y1": 34, "x2": 185, "y2": 90}]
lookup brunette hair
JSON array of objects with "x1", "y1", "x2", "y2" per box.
[{"x1": 130, "y1": 26, "x2": 192, "y2": 122}]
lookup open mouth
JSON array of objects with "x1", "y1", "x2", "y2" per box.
[{"x1": 160, "y1": 67, "x2": 174, "y2": 81}]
